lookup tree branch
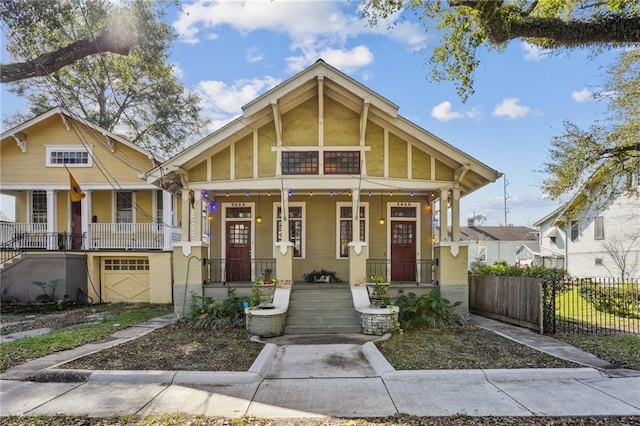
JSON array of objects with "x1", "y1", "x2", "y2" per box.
[{"x1": 1, "y1": 28, "x2": 135, "y2": 83}]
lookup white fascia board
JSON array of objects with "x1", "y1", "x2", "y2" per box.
[
  {"x1": 185, "y1": 176, "x2": 455, "y2": 192},
  {"x1": 0, "y1": 107, "x2": 162, "y2": 164},
  {"x1": 242, "y1": 61, "x2": 399, "y2": 118},
  {"x1": 0, "y1": 183, "x2": 158, "y2": 191},
  {"x1": 393, "y1": 114, "x2": 501, "y2": 183}
]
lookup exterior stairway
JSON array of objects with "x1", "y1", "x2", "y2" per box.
[{"x1": 284, "y1": 283, "x2": 361, "y2": 334}]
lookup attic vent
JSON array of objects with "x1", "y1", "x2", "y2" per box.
[{"x1": 595, "y1": 258, "x2": 603, "y2": 266}]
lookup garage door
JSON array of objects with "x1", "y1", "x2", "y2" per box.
[{"x1": 102, "y1": 258, "x2": 150, "y2": 303}]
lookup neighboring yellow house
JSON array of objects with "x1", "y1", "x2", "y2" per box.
[
  {"x1": 146, "y1": 60, "x2": 502, "y2": 316},
  {"x1": 0, "y1": 108, "x2": 177, "y2": 304}
]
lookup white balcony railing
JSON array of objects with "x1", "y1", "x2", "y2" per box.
[
  {"x1": 89, "y1": 223, "x2": 181, "y2": 250},
  {"x1": 0, "y1": 223, "x2": 181, "y2": 251}
]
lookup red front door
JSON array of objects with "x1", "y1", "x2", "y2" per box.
[
  {"x1": 391, "y1": 221, "x2": 416, "y2": 282},
  {"x1": 71, "y1": 201, "x2": 82, "y2": 250},
  {"x1": 226, "y1": 221, "x2": 251, "y2": 282}
]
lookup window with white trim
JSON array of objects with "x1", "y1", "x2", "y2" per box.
[
  {"x1": 324, "y1": 151, "x2": 360, "y2": 174},
  {"x1": 282, "y1": 151, "x2": 318, "y2": 175},
  {"x1": 594, "y1": 216, "x2": 605, "y2": 240},
  {"x1": 31, "y1": 190, "x2": 47, "y2": 224},
  {"x1": 570, "y1": 220, "x2": 579, "y2": 242},
  {"x1": 115, "y1": 191, "x2": 134, "y2": 223},
  {"x1": 275, "y1": 203, "x2": 305, "y2": 258},
  {"x1": 46, "y1": 145, "x2": 92, "y2": 167},
  {"x1": 155, "y1": 190, "x2": 163, "y2": 224},
  {"x1": 337, "y1": 203, "x2": 367, "y2": 258}
]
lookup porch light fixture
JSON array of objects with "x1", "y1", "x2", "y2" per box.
[
  {"x1": 378, "y1": 191, "x2": 385, "y2": 225},
  {"x1": 256, "y1": 192, "x2": 263, "y2": 224}
]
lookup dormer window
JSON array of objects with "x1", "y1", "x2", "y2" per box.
[
  {"x1": 324, "y1": 151, "x2": 360, "y2": 174},
  {"x1": 282, "y1": 151, "x2": 318, "y2": 175}
]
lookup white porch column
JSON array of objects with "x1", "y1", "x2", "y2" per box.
[
  {"x1": 275, "y1": 189, "x2": 293, "y2": 287},
  {"x1": 438, "y1": 189, "x2": 449, "y2": 242},
  {"x1": 46, "y1": 190, "x2": 57, "y2": 250},
  {"x1": 192, "y1": 190, "x2": 203, "y2": 242},
  {"x1": 82, "y1": 190, "x2": 92, "y2": 249},
  {"x1": 181, "y1": 190, "x2": 190, "y2": 241},
  {"x1": 162, "y1": 190, "x2": 173, "y2": 250},
  {"x1": 451, "y1": 187, "x2": 460, "y2": 242}
]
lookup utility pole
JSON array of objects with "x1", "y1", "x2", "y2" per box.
[{"x1": 503, "y1": 174, "x2": 510, "y2": 226}]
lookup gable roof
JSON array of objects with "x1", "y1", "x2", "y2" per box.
[
  {"x1": 1, "y1": 107, "x2": 161, "y2": 164},
  {"x1": 149, "y1": 60, "x2": 501, "y2": 195},
  {"x1": 459, "y1": 226, "x2": 538, "y2": 242}
]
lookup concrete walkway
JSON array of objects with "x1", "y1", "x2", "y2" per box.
[{"x1": 1, "y1": 314, "x2": 639, "y2": 419}]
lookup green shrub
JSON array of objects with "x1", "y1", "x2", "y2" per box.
[
  {"x1": 470, "y1": 263, "x2": 568, "y2": 280},
  {"x1": 396, "y1": 288, "x2": 461, "y2": 329},
  {"x1": 579, "y1": 282, "x2": 640, "y2": 318},
  {"x1": 183, "y1": 288, "x2": 249, "y2": 328},
  {"x1": 303, "y1": 269, "x2": 341, "y2": 283}
]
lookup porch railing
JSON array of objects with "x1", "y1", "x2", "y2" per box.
[
  {"x1": 0, "y1": 223, "x2": 180, "y2": 251},
  {"x1": 205, "y1": 258, "x2": 276, "y2": 285},
  {"x1": 367, "y1": 258, "x2": 437, "y2": 284},
  {"x1": 0, "y1": 235, "x2": 27, "y2": 264}
]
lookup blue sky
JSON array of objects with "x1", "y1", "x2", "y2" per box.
[{"x1": 1, "y1": 0, "x2": 617, "y2": 226}]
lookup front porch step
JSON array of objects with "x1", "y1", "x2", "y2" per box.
[{"x1": 284, "y1": 285, "x2": 361, "y2": 335}]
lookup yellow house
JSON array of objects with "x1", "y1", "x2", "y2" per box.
[
  {"x1": 146, "y1": 60, "x2": 502, "y2": 327},
  {"x1": 0, "y1": 108, "x2": 176, "y2": 304}
]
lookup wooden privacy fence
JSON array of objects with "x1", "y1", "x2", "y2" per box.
[{"x1": 469, "y1": 275, "x2": 543, "y2": 332}]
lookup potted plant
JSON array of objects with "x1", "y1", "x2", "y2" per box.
[
  {"x1": 366, "y1": 274, "x2": 390, "y2": 307},
  {"x1": 303, "y1": 269, "x2": 340, "y2": 283},
  {"x1": 252, "y1": 277, "x2": 278, "y2": 308}
]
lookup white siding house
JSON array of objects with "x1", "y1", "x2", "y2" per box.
[{"x1": 535, "y1": 194, "x2": 640, "y2": 279}]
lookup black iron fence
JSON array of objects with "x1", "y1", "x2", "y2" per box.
[
  {"x1": 205, "y1": 258, "x2": 276, "y2": 285},
  {"x1": 366, "y1": 259, "x2": 437, "y2": 284},
  {"x1": 0, "y1": 232, "x2": 85, "y2": 252},
  {"x1": 542, "y1": 276, "x2": 640, "y2": 335}
]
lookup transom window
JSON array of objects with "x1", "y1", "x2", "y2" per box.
[
  {"x1": 282, "y1": 151, "x2": 318, "y2": 175},
  {"x1": 31, "y1": 190, "x2": 47, "y2": 224},
  {"x1": 391, "y1": 207, "x2": 416, "y2": 218},
  {"x1": 46, "y1": 146, "x2": 92, "y2": 167},
  {"x1": 324, "y1": 151, "x2": 360, "y2": 174},
  {"x1": 115, "y1": 191, "x2": 133, "y2": 223},
  {"x1": 104, "y1": 258, "x2": 149, "y2": 271}
]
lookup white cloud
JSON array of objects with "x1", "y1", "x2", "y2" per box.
[
  {"x1": 286, "y1": 44, "x2": 374, "y2": 73},
  {"x1": 521, "y1": 42, "x2": 550, "y2": 61},
  {"x1": 196, "y1": 76, "x2": 281, "y2": 130},
  {"x1": 172, "y1": 0, "x2": 424, "y2": 76},
  {"x1": 571, "y1": 88, "x2": 592, "y2": 102},
  {"x1": 431, "y1": 101, "x2": 463, "y2": 122},
  {"x1": 246, "y1": 47, "x2": 264, "y2": 64},
  {"x1": 493, "y1": 98, "x2": 531, "y2": 119},
  {"x1": 174, "y1": 0, "x2": 424, "y2": 46},
  {"x1": 431, "y1": 102, "x2": 483, "y2": 122}
]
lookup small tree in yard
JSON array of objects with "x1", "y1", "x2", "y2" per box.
[{"x1": 602, "y1": 232, "x2": 640, "y2": 281}]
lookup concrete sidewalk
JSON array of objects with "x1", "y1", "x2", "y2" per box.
[{"x1": 1, "y1": 314, "x2": 639, "y2": 419}]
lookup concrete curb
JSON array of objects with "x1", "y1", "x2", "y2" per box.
[
  {"x1": 483, "y1": 367, "x2": 605, "y2": 382},
  {"x1": 173, "y1": 371, "x2": 263, "y2": 385},
  {"x1": 362, "y1": 341, "x2": 395, "y2": 376},
  {"x1": 89, "y1": 370, "x2": 176, "y2": 384},
  {"x1": 248, "y1": 342, "x2": 277, "y2": 376}
]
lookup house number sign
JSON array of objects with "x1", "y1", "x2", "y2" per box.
[
  {"x1": 231, "y1": 203, "x2": 246, "y2": 207},
  {"x1": 395, "y1": 202, "x2": 412, "y2": 207}
]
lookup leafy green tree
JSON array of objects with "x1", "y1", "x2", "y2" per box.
[
  {"x1": 540, "y1": 48, "x2": 639, "y2": 211},
  {"x1": 0, "y1": 0, "x2": 134, "y2": 83},
  {"x1": 2, "y1": 0, "x2": 205, "y2": 156},
  {"x1": 360, "y1": 0, "x2": 640, "y2": 101}
]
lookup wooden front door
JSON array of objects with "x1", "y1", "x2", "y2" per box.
[
  {"x1": 391, "y1": 221, "x2": 416, "y2": 281},
  {"x1": 226, "y1": 221, "x2": 251, "y2": 282},
  {"x1": 71, "y1": 201, "x2": 82, "y2": 250}
]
